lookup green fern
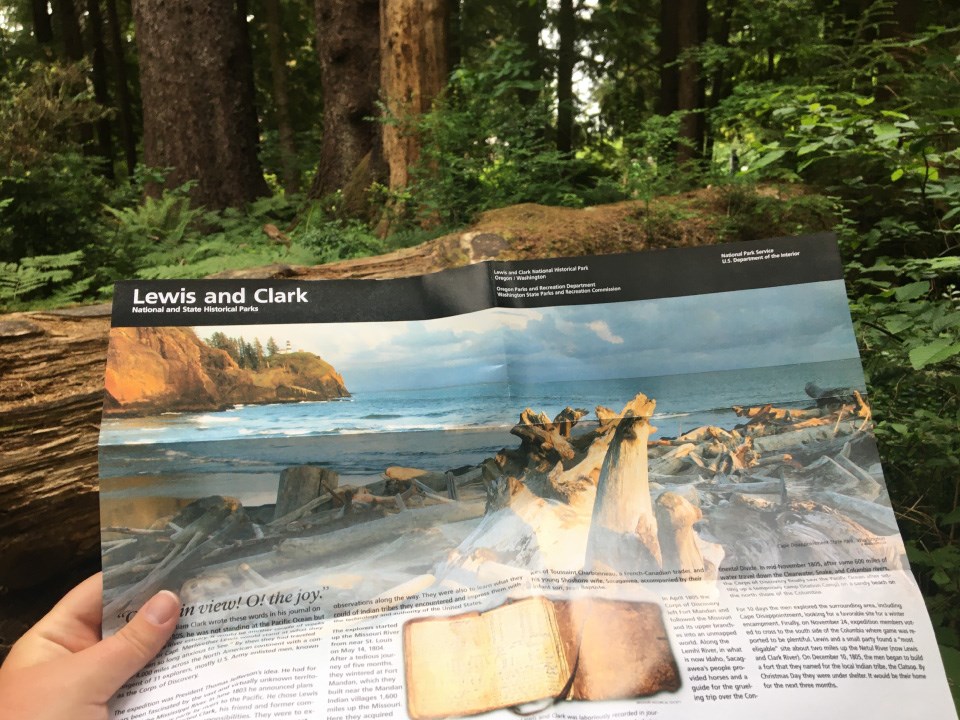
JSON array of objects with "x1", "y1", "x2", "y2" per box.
[
  {"x1": 0, "y1": 249, "x2": 86, "y2": 308},
  {"x1": 104, "y1": 190, "x2": 200, "y2": 245}
]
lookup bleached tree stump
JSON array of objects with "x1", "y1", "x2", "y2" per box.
[{"x1": 584, "y1": 393, "x2": 662, "y2": 572}]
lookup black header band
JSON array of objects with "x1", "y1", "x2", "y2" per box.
[{"x1": 111, "y1": 233, "x2": 841, "y2": 327}]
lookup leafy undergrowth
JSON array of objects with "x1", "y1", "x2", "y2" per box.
[
  {"x1": 0, "y1": 193, "x2": 383, "y2": 311},
  {"x1": 0, "y1": 182, "x2": 835, "y2": 312},
  {"x1": 409, "y1": 183, "x2": 835, "y2": 263}
]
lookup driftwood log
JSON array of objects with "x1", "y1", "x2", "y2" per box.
[
  {"x1": 655, "y1": 492, "x2": 704, "y2": 575},
  {"x1": 0, "y1": 308, "x2": 111, "y2": 591},
  {"x1": 273, "y1": 466, "x2": 340, "y2": 521},
  {"x1": 584, "y1": 394, "x2": 661, "y2": 572},
  {"x1": 0, "y1": 308, "x2": 114, "y2": 657}
]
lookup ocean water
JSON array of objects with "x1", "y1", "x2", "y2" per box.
[
  {"x1": 99, "y1": 358, "x2": 867, "y2": 506},
  {"x1": 100, "y1": 358, "x2": 865, "y2": 447}
]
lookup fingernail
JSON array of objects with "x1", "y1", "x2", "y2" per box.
[{"x1": 139, "y1": 590, "x2": 181, "y2": 626}]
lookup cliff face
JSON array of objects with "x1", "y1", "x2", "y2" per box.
[{"x1": 103, "y1": 327, "x2": 349, "y2": 415}]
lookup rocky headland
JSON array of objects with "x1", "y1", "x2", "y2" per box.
[{"x1": 103, "y1": 326, "x2": 349, "y2": 416}]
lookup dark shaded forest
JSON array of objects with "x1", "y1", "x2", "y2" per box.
[{"x1": 0, "y1": 0, "x2": 958, "y2": 698}]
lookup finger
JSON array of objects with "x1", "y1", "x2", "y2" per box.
[
  {"x1": 3, "y1": 574, "x2": 105, "y2": 670},
  {"x1": 73, "y1": 589, "x2": 181, "y2": 700}
]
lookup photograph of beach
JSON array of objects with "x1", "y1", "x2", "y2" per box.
[{"x1": 99, "y1": 278, "x2": 901, "y2": 633}]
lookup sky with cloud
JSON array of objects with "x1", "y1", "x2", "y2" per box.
[{"x1": 199, "y1": 280, "x2": 860, "y2": 392}]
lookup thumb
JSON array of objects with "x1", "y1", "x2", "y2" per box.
[{"x1": 75, "y1": 590, "x2": 181, "y2": 700}]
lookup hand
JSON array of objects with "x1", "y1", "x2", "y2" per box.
[{"x1": 0, "y1": 574, "x2": 180, "y2": 720}]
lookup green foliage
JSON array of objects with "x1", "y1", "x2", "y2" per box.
[
  {"x1": 850, "y1": 258, "x2": 960, "y2": 534},
  {"x1": 207, "y1": 331, "x2": 277, "y2": 370},
  {"x1": 0, "y1": 249, "x2": 90, "y2": 310},
  {"x1": 741, "y1": 92, "x2": 960, "y2": 256},
  {"x1": 105, "y1": 186, "x2": 200, "y2": 245},
  {"x1": 582, "y1": 0, "x2": 659, "y2": 137},
  {"x1": 0, "y1": 60, "x2": 110, "y2": 262},
  {"x1": 92, "y1": 187, "x2": 385, "y2": 290},
  {"x1": 709, "y1": 11, "x2": 960, "y2": 684},
  {"x1": 0, "y1": 151, "x2": 108, "y2": 262},
  {"x1": 405, "y1": 40, "x2": 618, "y2": 225},
  {"x1": 713, "y1": 183, "x2": 836, "y2": 241},
  {"x1": 612, "y1": 114, "x2": 702, "y2": 201},
  {"x1": 246, "y1": 0, "x2": 322, "y2": 186},
  {"x1": 293, "y1": 206, "x2": 384, "y2": 263},
  {"x1": 0, "y1": 60, "x2": 107, "y2": 170}
]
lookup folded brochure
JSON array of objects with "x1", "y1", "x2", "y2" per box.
[{"x1": 98, "y1": 233, "x2": 957, "y2": 720}]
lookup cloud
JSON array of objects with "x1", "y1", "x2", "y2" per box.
[
  {"x1": 199, "y1": 280, "x2": 861, "y2": 392},
  {"x1": 588, "y1": 320, "x2": 624, "y2": 344},
  {"x1": 447, "y1": 308, "x2": 542, "y2": 335}
]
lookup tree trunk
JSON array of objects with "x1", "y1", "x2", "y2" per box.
[
  {"x1": 516, "y1": 0, "x2": 545, "y2": 109},
  {"x1": 309, "y1": 0, "x2": 382, "y2": 199},
  {"x1": 86, "y1": 0, "x2": 116, "y2": 179},
  {"x1": 32, "y1": 0, "x2": 54, "y2": 45},
  {"x1": 105, "y1": 0, "x2": 138, "y2": 177},
  {"x1": 555, "y1": 0, "x2": 576, "y2": 154},
  {"x1": 53, "y1": 0, "x2": 84, "y2": 60},
  {"x1": 446, "y1": 0, "x2": 461, "y2": 77},
  {"x1": 676, "y1": 0, "x2": 706, "y2": 164},
  {"x1": 380, "y1": 0, "x2": 448, "y2": 191},
  {"x1": 0, "y1": 311, "x2": 111, "y2": 595},
  {"x1": 274, "y1": 466, "x2": 339, "y2": 521},
  {"x1": 53, "y1": 0, "x2": 96, "y2": 149},
  {"x1": 657, "y1": 0, "x2": 679, "y2": 116},
  {"x1": 263, "y1": 0, "x2": 300, "y2": 193},
  {"x1": 876, "y1": 0, "x2": 919, "y2": 103},
  {"x1": 132, "y1": 0, "x2": 269, "y2": 209},
  {"x1": 705, "y1": 0, "x2": 734, "y2": 164},
  {"x1": 891, "y1": 0, "x2": 918, "y2": 36}
]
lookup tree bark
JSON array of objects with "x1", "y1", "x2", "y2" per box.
[
  {"x1": 132, "y1": 0, "x2": 269, "y2": 209},
  {"x1": 891, "y1": 0, "x2": 918, "y2": 36},
  {"x1": 0, "y1": 312, "x2": 110, "y2": 595},
  {"x1": 676, "y1": 0, "x2": 707, "y2": 164},
  {"x1": 657, "y1": 0, "x2": 679, "y2": 116},
  {"x1": 309, "y1": 0, "x2": 382, "y2": 199},
  {"x1": 516, "y1": 0, "x2": 545, "y2": 109},
  {"x1": 53, "y1": 0, "x2": 96, "y2": 149},
  {"x1": 53, "y1": 0, "x2": 84, "y2": 61},
  {"x1": 380, "y1": 0, "x2": 448, "y2": 191},
  {"x1": 705, "y1": 0, "x2": 734, "y2": 164},
  {"x1": 555, "y1": 0, "x2": 576, "y2": 154},
  {"x1": 105, "y1": 0, "x2": 138, "y2": 177},
  {"x1": 274, "y1": 466, "x2": 339, "y2": 521},
  {"x1": 446, "y1": 0, "x2": 461, "y2": 77},
  {"x1": 876, "y1": 0, "x2": 919, "y2": 103},
  {"x1": 263, "y1": 0, "x2": 300, "y2": 193},
  {"x1": 86, "y1": 0, "x2": 116, "y2": 179}
]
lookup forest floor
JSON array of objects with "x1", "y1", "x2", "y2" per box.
[{"x1": 216, "y1": 184, "x2": 831, "y2": 280}]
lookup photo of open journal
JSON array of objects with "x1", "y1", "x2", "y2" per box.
[{"x1": 402, "y1": 597, "x2": 680, "y2": 720}]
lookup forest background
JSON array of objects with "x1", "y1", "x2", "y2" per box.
[{"x1": 0, "y1": 0, "x2": 958, "y2": 701}]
